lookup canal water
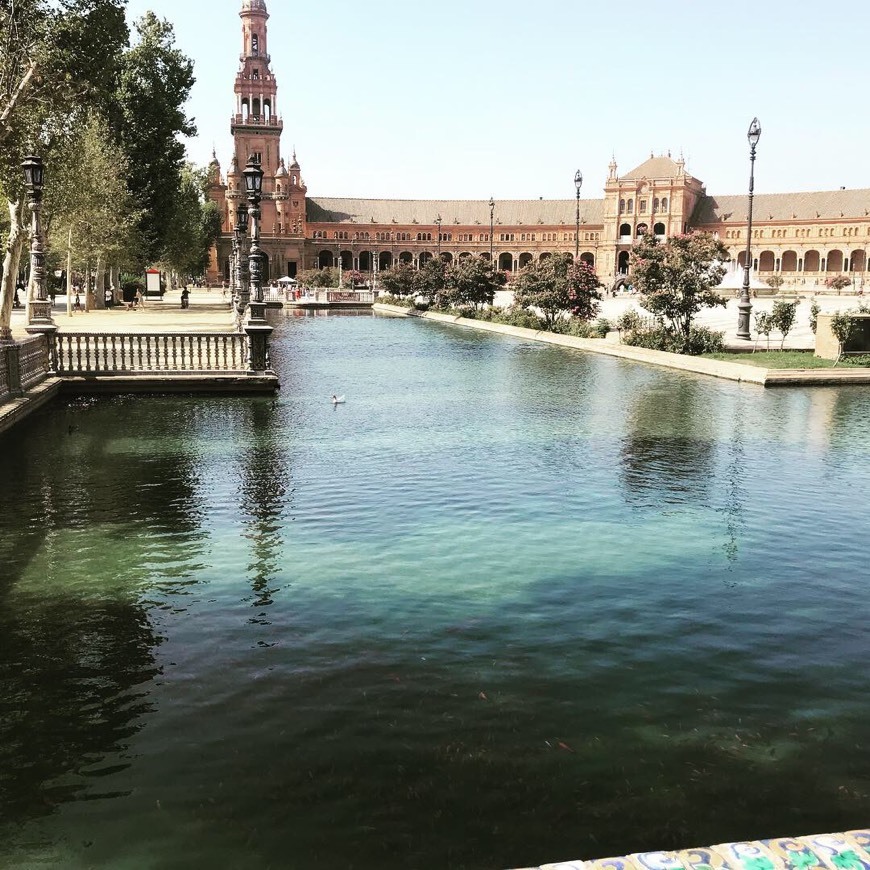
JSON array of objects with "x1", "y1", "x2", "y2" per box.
[{"x1": 2, "y1": 311, "x2": 870, "y2": 869}]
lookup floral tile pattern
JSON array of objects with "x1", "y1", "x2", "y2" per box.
[{"x1": 515, "y1": 830, "x2": 870, "y2": 870}]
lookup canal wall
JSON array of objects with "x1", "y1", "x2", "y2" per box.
[
  {"x1": 373, "y1": 304, "x2": 870, "y2": 387},
  {"x1": 511, "y1": 828, "x2": 870, "y2": 870}
]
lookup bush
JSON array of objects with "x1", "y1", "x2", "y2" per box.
[
  {"x1": 376, "y1": 293, "x2": 413, "y2": 308},
  {"x1": 624, "y1": 325, "x2": 725, "y2": 355},
  {"x1": 615, "y1": 309, "x2": 643, "y2": 333}
]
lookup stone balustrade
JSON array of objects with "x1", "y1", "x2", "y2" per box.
[{"x1": 52, "y1": 332, "x2": 249, "y2": 374}]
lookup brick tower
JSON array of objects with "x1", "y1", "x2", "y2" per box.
[{"x1": 208, "y1": 0, "x2": 307, "y2": 285}]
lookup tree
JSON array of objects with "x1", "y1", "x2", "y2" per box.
[
  {"x1": 770, "y1": 300, "x2": 797, "y2": 350},
  {"x1": 444, "y1": 256, "x2": 506, "y2": 309},
  {"x1": 113, "y1": 13, "x2": 195, "y2": 266},
  {"x1": 825, "y1": 274, "x2": 852, "y2": 293},
  {"x1": 630, "y1": 231, "x2": 728, "y2": 344},
  {"x1": 0, "y1": 0, "x2": 128, "y2": 335},
  {"x1": 753, "y1": 311, "x2": 774, "y2": 351},
  {"x1": 766, "y1": 275, "x2": 785, "y2": 293},
  {"x1": 299, "y1": 267, "x2": 335, "y2": 288},
  {"x1": 377, "y1": 262, "x2": 416, "y2": 297},
  {"x1": 413, "y1": 257, "x2": 448, "y2": 305},
  {"x1": 159, "y1": 165, "x2": 223, "y2": 284},
  {"x1": 567, "y1": 260, "x2": 603, "y2": 321},
  {"x1": 44, "y1": 111, "x2": 143, "y2": 307},
  {"x1": 512, "y1": 252, "x2": 577, "y2": 330}
]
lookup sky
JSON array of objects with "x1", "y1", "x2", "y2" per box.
[{"x1": 123, "y1": 0, "x2": 870, "y2": 202}]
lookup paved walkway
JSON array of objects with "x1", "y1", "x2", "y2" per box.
[
  {"x1": 492, "y1": 291, "x2": 867, "y2": 351},
  {"x1": 9, "y1": 288, "x2": 235, "y2": 337}
]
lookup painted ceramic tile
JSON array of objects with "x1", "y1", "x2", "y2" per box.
[
  {"x1": 711, "y1": 839, "x2": 782, "y2": 870},
  {"x1": 679, "y1": 845, "x2": 731, "y2": 870},
  {"x1": 799, "y1": 834, "x2": 870, "y2": 870},
  {"x1": 630, "y1": 851, "x2": 685, "y2": 870},
  {"x1": 764, "y1": 836, "x2": 825, "y2": 870}
]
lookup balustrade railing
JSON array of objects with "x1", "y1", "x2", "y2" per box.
[
  {"x1": 0, "y1": 347, "x2": 11, "y2": 405},
  {"x1": 53, "y1": 332, "x2": 249, "y2": 375},
  {"x1": 18, "y1": 336, "x2": 50, "y2": 388}
]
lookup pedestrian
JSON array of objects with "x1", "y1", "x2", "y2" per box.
[
  {"x1": 180, "y1": 287, "x2": 190, "y2": 309},
  {"x1": 104, "y1": 287, "x2": 113, "y2": 309},
  {"x1": 73, "y1": 289, "x2": 82, "y2": 311},
  {"x1": 133, "y1": 288, "x2": 142, "y2": 309}
]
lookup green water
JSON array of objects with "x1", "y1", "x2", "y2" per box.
[{"x1": 1, "y1": 311, "x2": 870, "y2": 869}]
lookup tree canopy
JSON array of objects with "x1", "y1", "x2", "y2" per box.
[
  {"x1": 630, "y1": 231, "x2": 728, "y2": 340},
  {"x1": 512, "y1": 253, "x2": 602, "y2": 329}
]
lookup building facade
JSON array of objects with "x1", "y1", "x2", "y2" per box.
[{"x1": 207, "y1": 0, "x2": 870, "y2": 291}]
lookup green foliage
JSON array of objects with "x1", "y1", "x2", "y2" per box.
[
  {"x1": 159, "y1": 164, "x2": 220, "y2": 279},
  {"x1": 809, "y1": 298, "x2": 821, "y2": 334},
  {"x1": 443, "y1": 256, "x2": 506, "y2": 309},
  {"x1": 766, "y1": 275, "x2": 785, "y2": 291},
  {"x1": 341, "y1": 269, "x2": 364, "y2": 288},
  {"x1": 630, "y1": 231, "x2": 728, "y2": 340},
  {"x1": 825, "y1": 274, "x2": 852, "y2": 291},
  {"x1": 375, "y1": 293, "x2": 413, "y2": 308},
  {"x1": 830, "y1": 311, "x2": 858, "y2": 348},
  {"x1": 770, "y1": 300, "x2": 797, "y2": 349},
  {"x1": 377, "y1": 262, "x2": 416, "y2": 296},
  {"x1": 624, "y1": 324, "x2": 725, "y2": 355},
  {"x1": 754, "y1": 311, "x2": 774, "y2": 350},
  {"x1": 512, "y1": 252, "x2": 601, "y2": 330},
  {"x1": 113, "y1": 13, "x2": 195, "y2": 265},
  {"x1": 44, "y1": 110, "x2": 143, "y2": 270},
  {"x1": 413, "y1": 258, "x2": 448, "y2": 304},
  {"x1": 299, "y1": 267, "x2": 336, "y2": 288},
  {"x1": 615, "y1": 309, "x2": 644, "y2": 333}
]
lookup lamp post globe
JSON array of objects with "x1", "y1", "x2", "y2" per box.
[
  {"x1": 574, "y1": 169, "x2": 583, "y2": 261},
  {"x1": 737, "y1": 117, "x2": 761, "y2": 340}
]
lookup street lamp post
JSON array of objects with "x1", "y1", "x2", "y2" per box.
[
  {"x1": 737, "y1": 117, "x2": 761, "y2": 340},
  {"x1": 242, "y1": 155, "x2": 272, "y2": 372},
  {"x1": 22, "y1": 155, "x2": 55, "y2": 339},
  {"x1": 489, "y1": 197, "x2": 494, "y2": 265},
  {"x1": 234, "y1": 201, "x2": 249, "y2": 319},
  {"x1": 435, "y1": 213, "x2": 442, "y2": 259},
  {"x1": 243, "y1": 155, "x2": 265, "y2": 317},
  {"x1": 574, "y1": 169, "x2": 583, "y2": 261}
]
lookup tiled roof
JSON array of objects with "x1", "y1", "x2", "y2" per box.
[
  {"x1": 620, "y1": 156, "x2": 686, "y2": 181},
  {"x1": 693, "y1": 189, "x2": 870, "y2": 224},
  {"x1": 306, "y1": 197, "x2": 605, "y2": 227}
]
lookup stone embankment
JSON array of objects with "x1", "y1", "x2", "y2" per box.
[{"x1": 374, "y1": 304, "x2": 870, "y2": 387}]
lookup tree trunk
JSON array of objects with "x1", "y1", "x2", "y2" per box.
[
  {"x1": 94, "y1": 256, "x2": 106, "y2": 309},
  {"x1": 0, "y1": 198, "x2": 26, "y2": 342}
]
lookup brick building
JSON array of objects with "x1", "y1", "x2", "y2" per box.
[{"x1": 207, "y1": 0, "x2": 869, "y2": 291}]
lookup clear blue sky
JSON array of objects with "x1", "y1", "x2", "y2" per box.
[{"x1": 124, "y1": 0, "x2": 870, "y2": 201}]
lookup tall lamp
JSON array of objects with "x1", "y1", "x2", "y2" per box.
[
  {"x1": 243, "y1": 155, "x2": 265, "y2": 319},
  {"x1": 737, "y1": 117, "x2": 761, "y2": 340},
  {"x1": 574, "y1": 169, "x2": 583, "y2": 261},
  {"x1": 234, "y1": 200, "x2": 250, "y2": 318},
  {"x1": 22, "y1": 155, "x2": 55, "y2": 337},
  {"x1": 489, "y1": 197, "x2": 495, "y2": 265}
]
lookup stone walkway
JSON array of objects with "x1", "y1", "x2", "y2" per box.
[
  {"x1": 513, "y1": 829, "x2": 870, "y2": 870},
  {"x1": 492, "y1": 291, "x2": 867, "y2": 351},
  {"x1": 9, "y1": 288, "x2": 235, "y2": 337}
]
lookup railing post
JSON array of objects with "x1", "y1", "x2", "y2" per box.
[
  {"x1": 244, "y1": 322, "x2": 273, "y2": 373},
  {"x1": 2, "y1": 343, "x2": 23, "y2": 398}
]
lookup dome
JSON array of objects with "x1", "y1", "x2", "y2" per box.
[{"x1": 275, "y1": 158, "x2": 288, "y2": 177}]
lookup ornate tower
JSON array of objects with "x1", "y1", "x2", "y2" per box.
[{"x1": 208, "y1": 0, "x2": 307, "y2": 284}]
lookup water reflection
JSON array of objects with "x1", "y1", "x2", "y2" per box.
[
  {"x1": 237, "y1": 399, "x2": 291, "y2": 618},
  {"x1": 620, "y1": 379, "x2": 720, "y2": 505},
  {"x1": 0, "y1": 396, "x2": 212, "y2": 824}
]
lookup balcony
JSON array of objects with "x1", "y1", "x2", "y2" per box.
[{"x1": 231, "y1": 114, "x2": 283, "y2": 129}]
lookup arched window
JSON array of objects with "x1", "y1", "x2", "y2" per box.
[
  {"x1": 619, "y1": 223, "x2": 631, "y2": 237},
  {"x1": 654, "y1": 222, "x2": 665, "y2": 236},
  {"x1": 252, "y1": 34, "x2": 259, "y2": 56},
  {"x1": 636, "y1": 223, "x2": 648, "y2": 237},
  {"x1": 661, "y1": 197, "x2": 668, "y2": 211},
  {"x1": 627, "y1": 199, "x2": 634, "y2": 214},
  {"x1": 653, "y1": 198, "x2": 660, "y2": 212},
  {"x1": 619, "y1": 198, "x2": 625, "y2": 214}
]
